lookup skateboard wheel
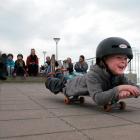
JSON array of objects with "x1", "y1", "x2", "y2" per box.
[
  {"x1": 104, "y1": 104, "x2": 112, "y2": 112},
  {"x1": 119, "y1": 101, "x2": 126, "y2": 110},
  {"x1": 64, "y1": 97, "x2": 70, "y2": 104},
  {"x1": 79, "y1": 97, "x2": 85, "y2": 104}
]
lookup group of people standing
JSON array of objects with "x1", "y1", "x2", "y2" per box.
[{"x1": 0, "y1": 48, "x2": 39, "y2": 80}]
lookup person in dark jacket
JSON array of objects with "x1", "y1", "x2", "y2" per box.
[
  {"x1": 26, "y1": 48, "x2": 39, "y2": 76},
  {"x1": 66, "y1": 57, "x2": 73, "y2": 74},
  {"x1": 13, "y1": 54, "x2": 26, "y2": 78},
  {"x1": 45, "y1": 37, "x2": 140, "y2": 106},
  {"x1": 0, "y1": 52, "x2": 7, "y2": 80},
  {"x1": 74, "y1": 55, "x2": 88, "y2": 73}
]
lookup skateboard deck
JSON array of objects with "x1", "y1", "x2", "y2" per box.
[{"x1": 64, "y1": 96, "x2": 85, "y2": 104}]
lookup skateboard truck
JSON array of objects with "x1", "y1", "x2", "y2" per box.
[{"x1": 103, "y1": 101, "x2": 126, "y2": 112}]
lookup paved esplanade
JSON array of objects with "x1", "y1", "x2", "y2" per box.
[{"x1": 0, "y1": 83, "x2": 140, "y2": 140}]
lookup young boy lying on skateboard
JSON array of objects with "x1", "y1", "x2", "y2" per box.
[{"x1": 45, "y1": 37, "x2": 140, "y2": 111}]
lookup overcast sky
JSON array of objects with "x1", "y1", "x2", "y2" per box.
[{"x1": 0, "y1": 0, "x2": 140, "y2": 65}]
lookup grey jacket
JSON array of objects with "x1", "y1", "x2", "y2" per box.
[
  {"x1": 74, "y1": 61, "x2": 88, "y2": 73},
  {"x1": 65, "y1": 65, "x2": 136, "y2": 105}
]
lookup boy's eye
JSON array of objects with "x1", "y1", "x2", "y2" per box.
[{"x1": 116, "y1": 56, "x2": 122, "y2": 59}]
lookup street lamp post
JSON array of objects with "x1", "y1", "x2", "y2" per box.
[
  {"x1": 42, "y1": 51, "x2": 47, "y2": 64},
  {"x1": 53, "y1": 37, "x2": 60, "y2": 60}
]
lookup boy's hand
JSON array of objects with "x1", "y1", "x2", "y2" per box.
[
  {"x1": 118, "y1": 85, "x2": 140, "y2": 97},
  {"x1": 118, "y1": 91, "x2": 131, "y2": 99}
]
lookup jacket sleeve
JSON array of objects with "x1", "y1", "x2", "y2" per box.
[
  {"x1": 82, "y1": 62, "x2": 88, "y2": 72},
  {"x1": 86, "y1": 72, "x2": 119, "y2": 106}
]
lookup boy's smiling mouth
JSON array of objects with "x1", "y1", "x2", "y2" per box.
[{"x1": 118, "y1": 65, "x2": 126, "y2": 71}]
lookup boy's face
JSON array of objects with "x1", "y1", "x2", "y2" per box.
[{"x1": 105, "y1": 54, "x2": 128, "y2": 75}]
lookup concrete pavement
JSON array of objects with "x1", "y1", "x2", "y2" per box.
[{"x1": 0, "y1": 82, "x2": 140, "y2": 140}]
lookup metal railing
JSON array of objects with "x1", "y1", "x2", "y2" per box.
[{"x1": 85, "y1": 55, "x2": 140, "y2": 84}]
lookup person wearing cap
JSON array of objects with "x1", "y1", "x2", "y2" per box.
[
  {"x1": 45, "y1": 37, "x2": 140, "y2": 106},
  {"x1": 6, "y1": 53, "x2": 15, "y2": 76},
  {"x1": 13, "y1": 54, "x2": 26, "y2": 78}
]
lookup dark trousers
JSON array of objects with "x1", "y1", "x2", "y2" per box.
[
  {"x1": 0, "y1": 62, "x2": 7, "y2": 80},
  {"x1": 28, "y1": 64, "x2": 38, "y2": 76},
  {"x1": 15, "y1": 67, "x2": 26, "y2": 76},
  {"x1": 45, "y1": 73, "x2": 67, "y2": 94}
]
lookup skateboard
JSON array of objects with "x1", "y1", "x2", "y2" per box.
[
  {"x1": 64, "y1": 94, "x2": 140, "y2": 112},
  {"x1": 103, "y1": 94, "x2": 140, "y2": 112},
  {"x1": 64, "y1": 96, "x2": 85, "y2": 104},
  {"x1": 64, "y1": 96, "x2": 126, "y2": 111}
]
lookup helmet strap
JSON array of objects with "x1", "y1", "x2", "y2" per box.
[
  {"x1": 128, "y1": 59, "x2": 131, "y2": 63},
  {"x1": 100, "y1": 58, "x2": 115, "y2": 76}
]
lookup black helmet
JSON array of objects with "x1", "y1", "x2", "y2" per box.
[
  {"x1": 96, "y1": 37, "x2": 133, "y2": 60},
  {"x1": 17, "y1": 54, "x2": 23, "y2": 58}
]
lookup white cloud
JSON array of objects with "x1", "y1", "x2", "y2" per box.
[{"x1": 0, "y1": 0, "x2": 140, "y2": 65}]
